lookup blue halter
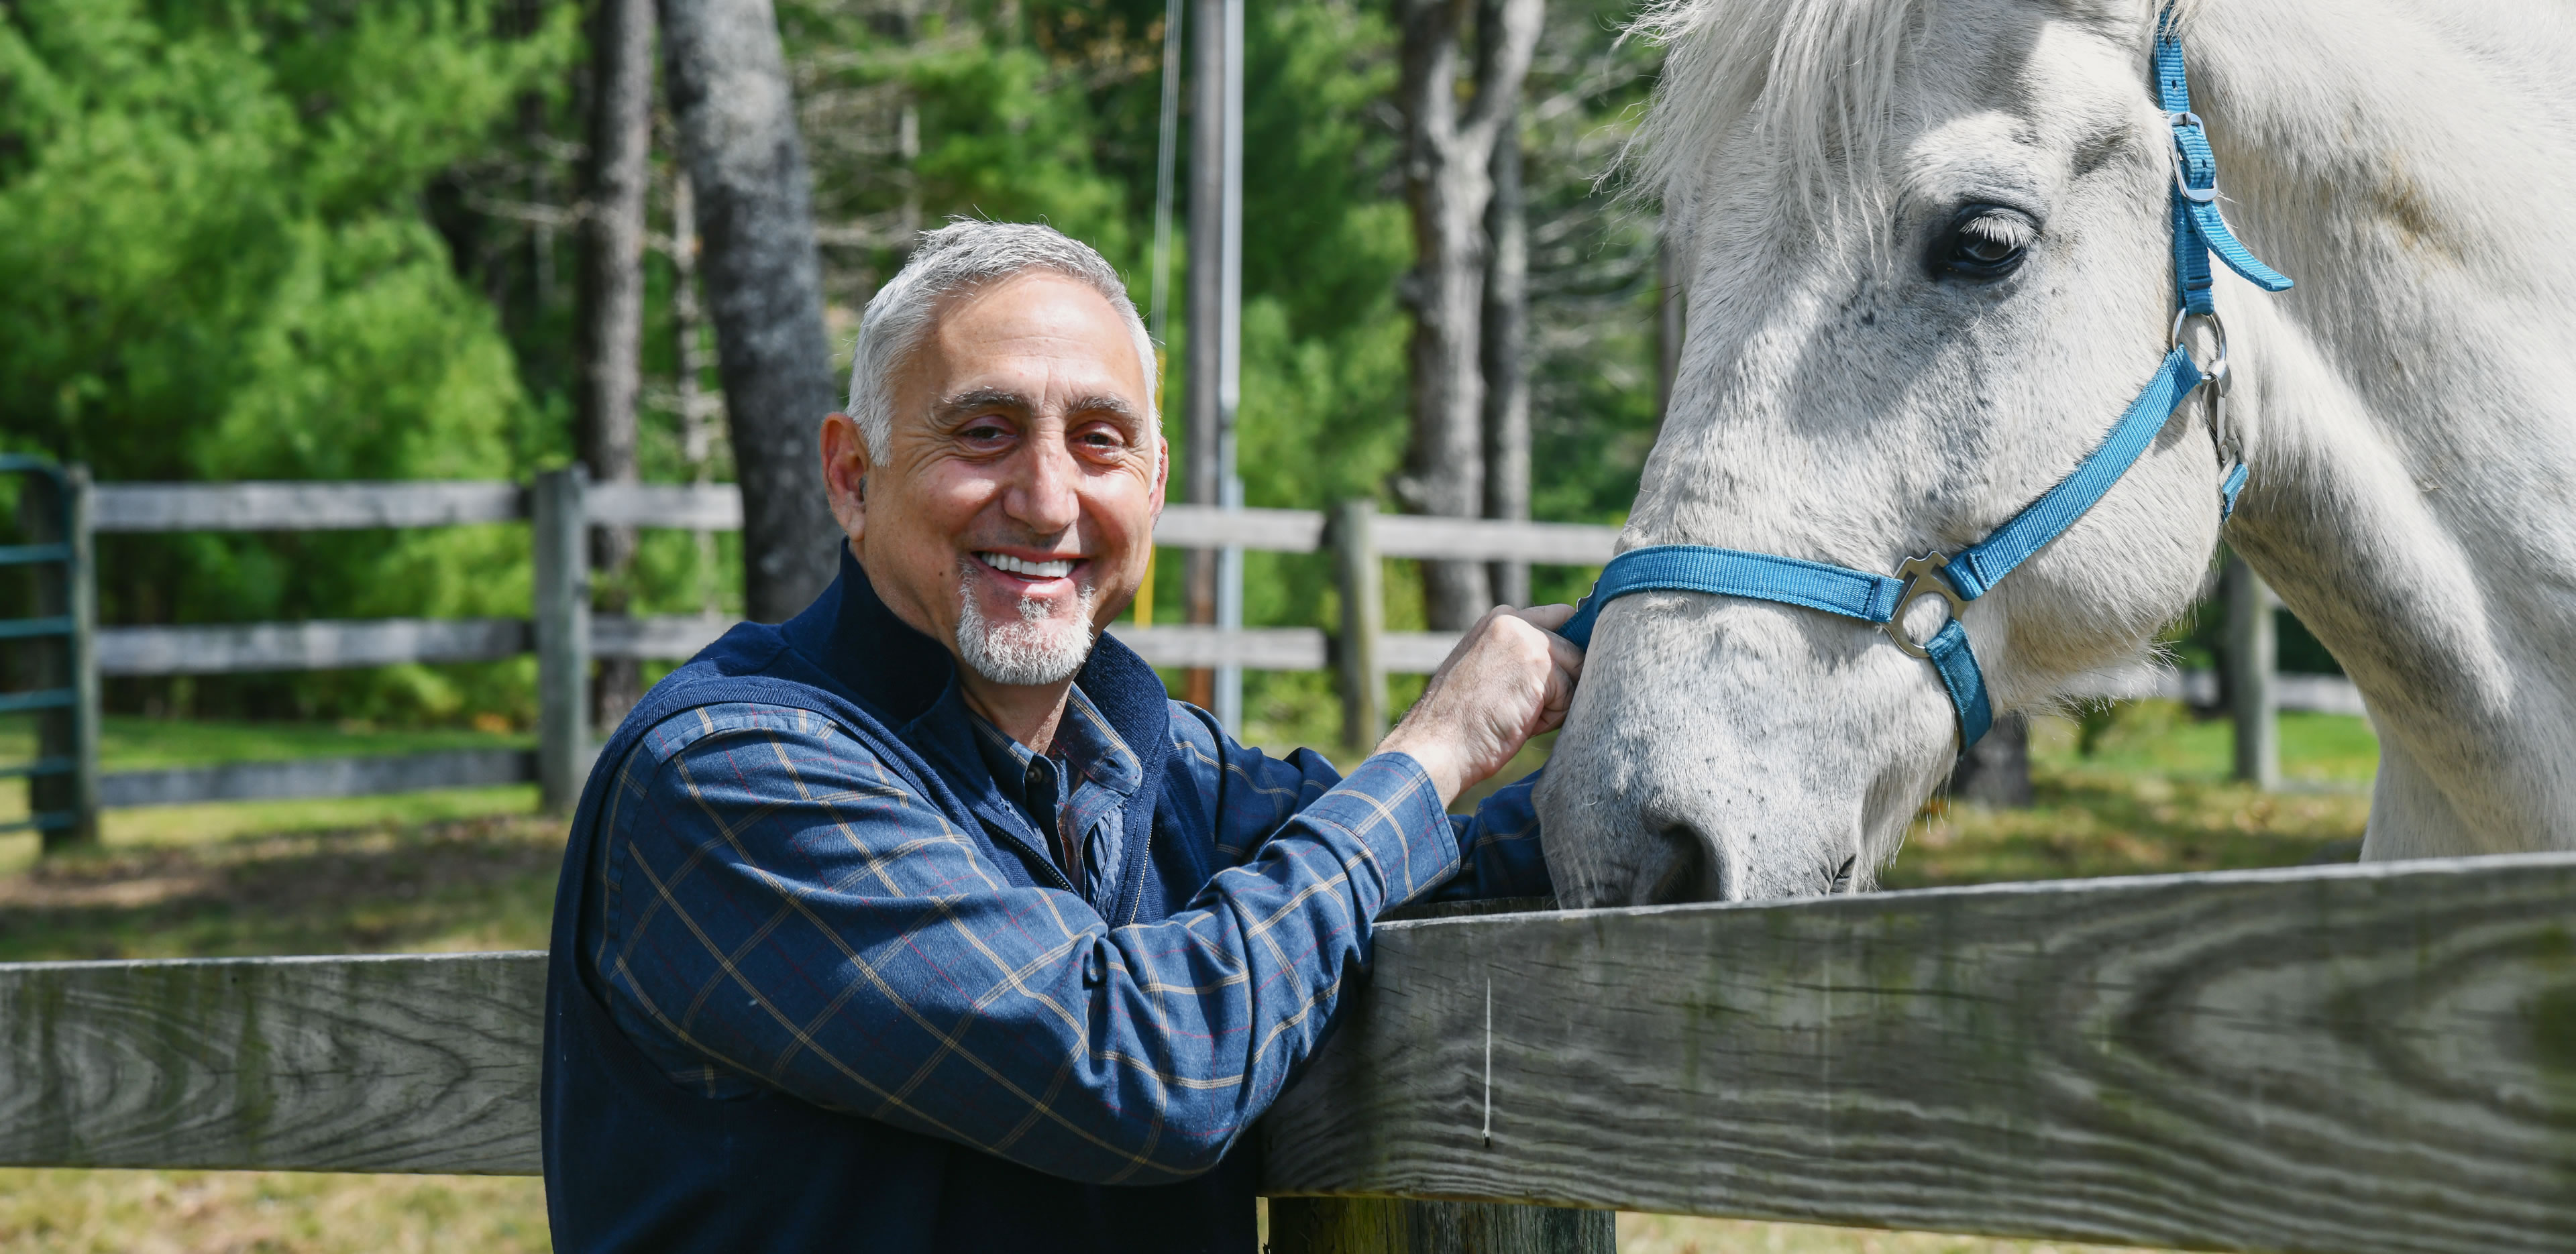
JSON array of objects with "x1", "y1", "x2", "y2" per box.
[{"x1": 1556, "y1": 15, "x2": 2291, "y2": 750}]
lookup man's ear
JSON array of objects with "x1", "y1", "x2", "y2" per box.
[
  {"x1": 1149, "y1": 431, "x2": 1169, "y2": 516},
  {"x1": 820, "y1": 413, "x2": 871, "y2": 542}
]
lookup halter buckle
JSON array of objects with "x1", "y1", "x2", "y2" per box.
[
  {"x1": 2170, "y1": 160, "x2": 2221, "y2": 205},
  {"x1": 1884, "y1": 553, "x2": 1966, "y2": 660}
]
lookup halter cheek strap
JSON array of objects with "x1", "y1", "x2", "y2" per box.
[{"x1": 1556, "y1": 11, "x2": 2290, "y2": 751}]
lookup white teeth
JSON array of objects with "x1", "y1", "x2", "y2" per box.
[{"x1": 979, "y1": 553, "x2": 1076, "y2": 579}]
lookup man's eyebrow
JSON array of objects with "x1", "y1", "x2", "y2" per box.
[
  {"x1": 933, "y1": 387, "x2": 1035, "y2": 420},
  {"x1": 1066, "y1": 394, "x2": 1142, "y2": 422}
]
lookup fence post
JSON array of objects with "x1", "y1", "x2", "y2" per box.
[
  {"x1": 1268, "y1": 1198, "x2": 1615, "y2": 1254},
  {"x1": 2224, "y1": 552, "x2": 2278, "y2": 790},
  {"x1": 1333, "y1": 499, "x2": 1386, "y2": 753},
  {"x1": 534, "y1": 467, "x2": 592, "y2": 813},
  {"x1": 24, "y1": 465, "x2": 101, "y2": 851}
]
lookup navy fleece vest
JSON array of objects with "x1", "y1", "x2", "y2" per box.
[{"x1": 541, "y1": 559, "x2": 1258, "y2": 1253}]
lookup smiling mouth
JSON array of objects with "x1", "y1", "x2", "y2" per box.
[{"x1": 975, "y1": 551, "x2": 1079, "y2": 580}]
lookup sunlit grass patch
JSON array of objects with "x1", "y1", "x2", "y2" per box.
[
  {"x1": 1886, "y1": 703, "x2": 2374, "y2": 889},
  {"x1": 0, "y1": 812, "x2": 564, "y2": 962},
  {"x1": 0, "y1": 1167, "x2": 549, "y2": 1254},
  {"x1": 1619, "y1": 1211, "x2": 2161, "y2": 1254}
]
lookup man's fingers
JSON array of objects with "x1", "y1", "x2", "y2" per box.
[
  {"x1": 1544, "y1": 628, "x2": 1585, "y2": 681},
  {"x1": 1509, "y1": 602, "x2": 1578, "y2": 632}
]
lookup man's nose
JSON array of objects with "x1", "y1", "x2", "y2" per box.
[{"x1": 1002, "y1": 435, "x2": 1082, "y2": 537}]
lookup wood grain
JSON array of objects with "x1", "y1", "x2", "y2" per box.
[
  {"x1": 95, "y1": 619, "x2": 531, "y2": 675},
  {"x1": 1108, "y1": 624, "x2": 1330, "y2": 670},
  {"x1": 1269, "y1": 1198, "x2": 1615, "y2": 1253},
  {"x1": 0, "y1": 952, "x2": 545, "y2": 1174},
  {"x1": 1370, "y1": 515, "x2": 1617, "y2": 565},
  {"x1": 95, "y1": 749, "x2": 533, "y2": 808},
  {"x1": 584, "y1": 481, "x2": 741, "y2": 530},
  {"x1": 592, "y1": 613, "x2": 736, "y2": 661},
  {"x1": 90, "y1": 482, "x2": 527, "y2": 532},
  {"x1": 1261, "y1": 853, "x2": 2576, "y2": 1254}
]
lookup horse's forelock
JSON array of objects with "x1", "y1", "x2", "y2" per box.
[{"x1": 1623, "y1": 0, "x2": 2202, "y2": 236}]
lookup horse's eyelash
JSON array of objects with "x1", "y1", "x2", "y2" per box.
[{"x1": 1962, "y1": 215, "x2": 2035, "y2": 248}]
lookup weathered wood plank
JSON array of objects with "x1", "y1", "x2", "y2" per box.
[
  {"x1": 1383, "y1": 631, "x2": 1464, "y2": 676},
  {"x1": 96, "y1": 749, "x2": 533, "y2": 808},
  {"x1": 584, "y1": 481, "x2": 743, "y2": 530},
  {"x1": 592, "y1": 613, "x2": 736, "y2": 661},
  {"x1": 1371, "y1": 516, "x2": 1618, "y2": 565},
  {"x1": 95, "y1": 620, "x2": 532, "y2": 675},
  {"x1": 1269, "y1": 1198, "x2": 1615, "y2": 1253},
  {"x1": 1260, "y1": 853, "x2": 2576, "y2": 1254},
  {"x1": 1108, "y1": 624, "x2": 1330, "y2": 670},
  {"x1": 1154, "y1": 504, "x2": 1329, "y2": 553},
  {"x1": 91, "y1": 483, "x2": 527, "y2": 532},
  {"x1": 0, "y1": 952, "x2": 545, "y2": 1174}
]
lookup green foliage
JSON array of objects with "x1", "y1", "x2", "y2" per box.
[
  {"x1": 2, "y1": 0, "x2": 1670, "y2": 728},
  {"x1": 0, "y1": 0, "x2": 573, "y2": 724}
]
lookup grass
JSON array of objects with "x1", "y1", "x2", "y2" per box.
[{"x1": 0, "y1": 702, "x2": 2376, "y2": 1253}]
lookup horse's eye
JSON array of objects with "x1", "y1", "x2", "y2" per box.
[{"x1": 1934, "y1": 205, "x2": 2037, "y2": 280}]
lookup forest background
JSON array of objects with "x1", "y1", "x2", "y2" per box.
[{"x1": 0, "y1": 0, "x2": 1672, "y2": 743}]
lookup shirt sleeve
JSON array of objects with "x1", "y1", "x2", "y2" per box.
[
  {"x1": 1164, "y1": 702, "x2": 1550, "y2": 901},
  {"x1": 1427, "y1": 771, "x2": 1554, "y2": 903},
  {"x1": 584, "y1": 702, "x2": 1462, "y2": 1188}
]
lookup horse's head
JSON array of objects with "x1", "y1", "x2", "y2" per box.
[{"x1": 1538, "y1": 0, "x2": 2243, "y2": 904}]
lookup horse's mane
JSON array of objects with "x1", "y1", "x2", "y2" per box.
[{"x1": 1623, "y1": 0, "x2": 2202, "y2": 228}]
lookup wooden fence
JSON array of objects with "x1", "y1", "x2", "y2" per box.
[
  {"x1": 5, "y1": 852, "x2": 2572, "y2": 1253},
  {"x1": 18, "y1": 469, "x2": 2349, "y2": 842},
  {"x1": 21, "y1": 471, "x2": 1621, "y2": 834}
]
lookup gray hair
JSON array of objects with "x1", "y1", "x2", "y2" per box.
[{"x1": 845, "y1": 220, "x2": 1159, "y2": 459}]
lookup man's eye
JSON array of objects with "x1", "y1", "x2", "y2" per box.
[
  {"x1": 1933, "y1": 205, "x2": 2037, "y2": 281},
  {"x1": 961, "y1": 422, "x2": 1010, "y2": 443}
]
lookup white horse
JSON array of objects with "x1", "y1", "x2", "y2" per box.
[{"x1": 1535, "y1": 0, "x2": 2576, "y2": 905}]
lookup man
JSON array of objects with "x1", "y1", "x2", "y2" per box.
[{"x1": 541, "y1": 221, "x2": 1581, "y2": 1252}]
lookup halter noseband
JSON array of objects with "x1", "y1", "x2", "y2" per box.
[{"x1": 1556, "y1": 13, "x2": 2292, "y2": 750}]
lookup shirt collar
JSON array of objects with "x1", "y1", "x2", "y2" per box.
[{"x1": 961, "y1": 685, "x2": 1143, "y2": 801}]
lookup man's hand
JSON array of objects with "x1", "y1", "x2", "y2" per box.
[{"x1": 1377, "y1": 604, "x2": 1585, "y2": 807}]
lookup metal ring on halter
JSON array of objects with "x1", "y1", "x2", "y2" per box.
[
  {"x1": 2165, "y1": 109, "x2": 2204, "y2": 129},
  {"x1": 2171, "y1": 308, "x2": 2230, "y2": 394},
  {"x1": 1883, "y1": 553, "x2": 1966, "y2": 660}
]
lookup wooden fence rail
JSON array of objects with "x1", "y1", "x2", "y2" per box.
[
  {"x1": 28, "y1": 473, "x2": 2350, "y2": 832},
  {"x1": 4, "y1": 852, "x2": 2571, "y2": 1253}
]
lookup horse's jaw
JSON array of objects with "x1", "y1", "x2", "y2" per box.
[{"x1": 1534, "y1": 595, "x2": 1957, "y2": 906}]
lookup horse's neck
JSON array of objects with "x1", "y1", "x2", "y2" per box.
[{"x1": 2204, "y1": 0, "x2": 2576, "y2": 853}]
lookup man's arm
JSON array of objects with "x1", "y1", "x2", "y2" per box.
[
  {"x1": 1165, "y1": 706, "x2": 1550, "y2": 901},
  {"x1": 592, "y1": 704, "x2": 1460, "y2": 1187},
  {"x1": 590, "y1": 607, "x2": 1578, "y2": 1187}
]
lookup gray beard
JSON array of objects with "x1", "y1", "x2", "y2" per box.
[{"x1": 955, "y1": 567, "x2": 1097, "y2": 687}]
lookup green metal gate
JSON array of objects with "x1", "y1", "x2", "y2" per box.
[{"x1": 0, "y1": 456, "x2": 98, "y2": 848}]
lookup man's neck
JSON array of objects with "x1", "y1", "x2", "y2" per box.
[{"x1": 957, "y1": 672, "x2": 1074, "y2": 755}]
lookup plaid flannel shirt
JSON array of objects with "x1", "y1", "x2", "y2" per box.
[{"x1": 580, "y1": 686, "x2": 1548, "y2": 1186}]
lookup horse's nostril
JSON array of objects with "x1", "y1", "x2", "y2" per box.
[{"x1": 1644, "y1": 823, "x2": 1719, "y2": 905}]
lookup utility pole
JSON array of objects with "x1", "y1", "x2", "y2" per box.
[{"x1": 1184, "y1": 0, "x2": 1243, "y2": 730}]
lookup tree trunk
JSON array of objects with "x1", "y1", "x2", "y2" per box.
[
  {"x1": 669, "y1": 166, "x2": 727, "y2": 615},
  {"x1": 578, "y1": 0, "x2": 654, "y2": 728},
  {"x1": 659, "y1": 0, "x2": 839, "y2": 623},
  {"x1": 1477, "y1": 50, "x2": 1529, "y2": 610},
  {"x1": 1395, "y1": 0, "x2": 1540, "y2": 630}
]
